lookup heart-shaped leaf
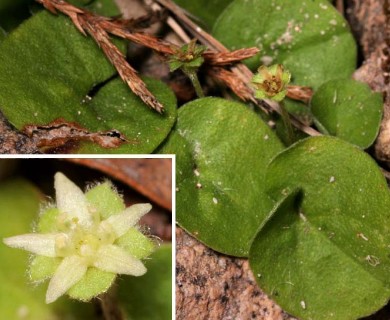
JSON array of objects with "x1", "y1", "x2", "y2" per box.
[
  {"x1": 311, "y1": 79, "x2": 383, "y2": 148},
  {"x1": 250, "y1": 136, "x2": 390, "y2": 320},
  {"x1": 75, "y1": 78, "x2": 177, "y2": 154},
  {"x1": 213, "y1": 0, "x2": 357, "y2": 118},
  {"x1": 159, "y1": 97, "x2": 284, "y2": 256},
  {"x1": 0, "y1": 11, "x2": 176, "y2": 153}
]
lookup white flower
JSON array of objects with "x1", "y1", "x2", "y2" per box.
[{"x1": 3, "y1": 172, "x2": 153, "y2": 304}]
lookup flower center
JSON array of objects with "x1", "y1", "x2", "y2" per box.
[{"x1": 54, "y1": 218, "x2": 116, "y2": 264}]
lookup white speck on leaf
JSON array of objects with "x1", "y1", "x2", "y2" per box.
[
  {"x1": 365, "y1": 255, "x2": 380, "y2": 266},
  {"x1": 357, "y1": 233, "x2": 369, "y2": 241}
]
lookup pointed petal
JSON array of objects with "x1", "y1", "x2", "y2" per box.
[
  {"x1": 54, "y1": 172, "x2": 92, "y2": 227},
  {"x1": 46, "y1": 255, "x2": 87, "y2": 303},
  {"x1": 3, "y1": 234, "x2": 58, "y2": 257},
  {"x1": 93, "y1": 245, "x2": 146, "y2": 276},
  {"x1": 104, "y1": 203, "x2": 152, "y2": 237}
]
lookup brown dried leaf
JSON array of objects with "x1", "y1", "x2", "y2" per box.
[
  {"x1": 66, "y1": 158, "x2": 172, "y2": 211},
  {"x1": 24, "y1": 118, "x2": 127, "y2": 150}
]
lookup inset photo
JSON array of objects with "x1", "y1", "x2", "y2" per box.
[{"x1": 0, "y1": 157, "x2": 173, "y2": 320}]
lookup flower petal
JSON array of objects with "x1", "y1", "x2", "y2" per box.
[
  {"x1": 93, "y1": 244, "x2": 146, "y2": 276},
  {"x1": 54, "y1": 172, "x2": 92, "y2": 227},
  {"x1": 46, "y1": 255, "x2": 87, "y2": 303},
  {"x1": 104, "y1": 203, "x2": 152, "y2": 237},
  {"x1": 3, "y1": 233, "x2": 58, "y2": 257}
]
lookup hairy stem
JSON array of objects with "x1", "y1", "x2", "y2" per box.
[{"x1": 183, "y1": 69, "x2": 204, "y2": 98}]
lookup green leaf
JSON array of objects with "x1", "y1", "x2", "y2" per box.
[
  {"x1": 311, "y1": 79, "x2": 383, "y2": 148},
  {"x1": 0, "y1": 178, "x2": 94, "y2": 319},
  {"x1": 0, "y1": 12, "x2": 177, "y2": 153},
  {"x1": 173, "y1": 0, "x2": 233, "y2": 30},
  {"x1": 213, "y1": 0, "x2": 357, "y2": 118},
  {"x1": 214, "y1": 0, "x2": 356, "y2": 88},
  {"x1": 159, "y1": 97, "x2": 284, "y2": 256},
  {"x1": 76, "y1": 78, "x2": 177, "y2": 154},
  {"x1": 118, "y1": 244, "x2": 172, "y2": 320},
  {"x1": 0, "y1": 11, "x2": 115, "y2": 127},
  {"x1": 250, "y1": 136, "x2": 390, "y2": 320}
]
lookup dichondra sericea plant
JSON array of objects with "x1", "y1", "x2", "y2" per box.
[{"x1": 3, "y1": 172, "x2": 156, "y2": 303}]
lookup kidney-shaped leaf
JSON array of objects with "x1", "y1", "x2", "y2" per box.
[
  {"x1": 0, "y1": 11, "x2": 176, "y2": 153},
  {"x1": 159, "y1": 97, "x2": 284, "y2": 256},
  {"x1": 0, "y1": 11, "x2": 115, "y2": 127},
  {"x1": 250, "y1": 136, "x2": 390, "y2": 320},
  {"x1": 214, "y1": 0, "x2": 356, "y2": 88},
  {"x1": 75, "y1": 78, "x2": 176, "y2": 154},
  {"x1": 213, "y1": 0, "x2": 357, "y2": 119},
  {"x1": 311, "y1": 79, "x2": 383, "y2": 148}
]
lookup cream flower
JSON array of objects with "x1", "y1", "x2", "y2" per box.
[{"x1": 3, "y1": 172, "x2": 154, "y2": 304}]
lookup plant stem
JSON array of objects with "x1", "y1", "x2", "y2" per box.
[
  {"x1": 183, "y1": 69, "x2": 204, "y2": 98},
  {"x1": 279, "y1": 101, "x2": 295, "y2": 146},
  {"x1": 97, "y1": 289, "x2": 124, "y2": 320}
]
